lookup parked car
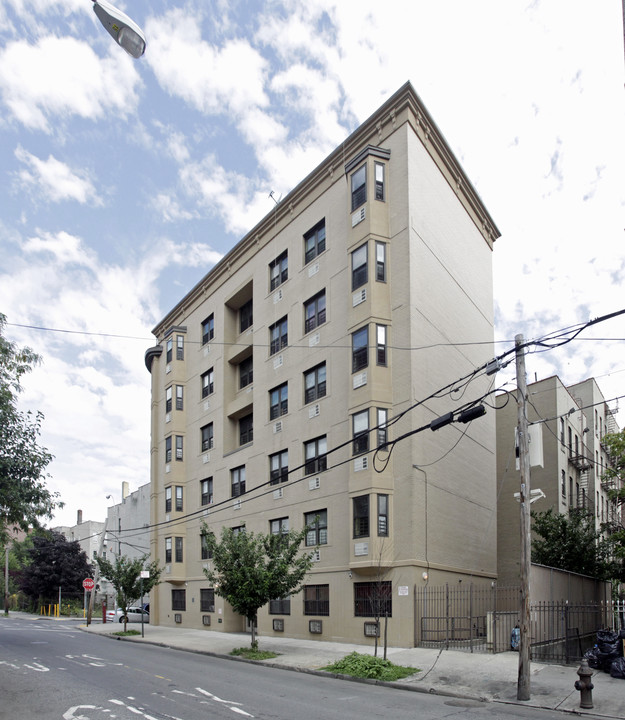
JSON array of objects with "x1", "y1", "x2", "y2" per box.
[{"x1": 106, "y1": 607, "x2": 149, "y2": 624}]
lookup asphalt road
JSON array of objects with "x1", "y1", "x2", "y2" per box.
[{"x1": 0, "y1": 617, "x2": 608, "y2": 720}]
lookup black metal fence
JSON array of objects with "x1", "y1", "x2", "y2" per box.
[{"x1": 415, "y1": 584, "x2": 621, "y2": 664}]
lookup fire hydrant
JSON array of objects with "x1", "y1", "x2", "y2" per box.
[{"x1": 574, "y1": 658, "x2": 594, "y2": 709}]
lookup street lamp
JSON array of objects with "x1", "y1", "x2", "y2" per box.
[{"x1": 92, "y1": 0, "x2": 146, "y2": 58}]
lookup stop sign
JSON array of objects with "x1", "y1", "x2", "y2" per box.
[{"x1": 82, "y1": 578, "x2": 95, "y2": 590}]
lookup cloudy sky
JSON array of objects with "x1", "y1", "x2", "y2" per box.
[{"x1": 1, "y1": 0, "x2": 623, "y2": 528}]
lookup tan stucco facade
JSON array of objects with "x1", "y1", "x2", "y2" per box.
[{"x1": 146, "y1": 82, "x2": 500, "y2": 647}]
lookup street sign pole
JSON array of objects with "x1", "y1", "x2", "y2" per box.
[{"x1": 140, "y1": 570, "x2": 149, "y2": 638}]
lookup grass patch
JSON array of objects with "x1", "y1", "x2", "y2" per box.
[
  {"x1": 322, "y1": 652, "x2": 418, "y2": 682},
  {"x1": 230, "y1": 646, "x2": 279, "y2": 660},
  {"x1": 113, "y1": 629, "x2": 141, "y2": 637}
]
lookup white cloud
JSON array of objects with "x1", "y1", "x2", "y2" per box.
[
  {"x1": 0, "y1": 35, "x2": 142, "y2": 132},
  {"x1": 14, "y1": 146, "x2": 101, "y2": 205}
]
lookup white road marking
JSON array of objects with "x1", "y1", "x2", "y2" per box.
[
  {"x1": 63, "y1": 705, "x2": 102, "y2": 719},
  {"x1": 23, "y1": 661, "x2": 50, "y2": 672},
  {"x1": 196, "y1": 687, "x2": 254, "y2": 717}
]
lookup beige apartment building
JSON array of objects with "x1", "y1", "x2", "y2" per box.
[
  {"x1": 145, "y1": 82, "x2": 501, "y2": 647},
  {"x1": 495, "y1": 376, "x2": 621, "y2": 586}
]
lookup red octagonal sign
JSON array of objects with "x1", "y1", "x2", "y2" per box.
[{"x1": 82, "y1": 578, "x2": 95, "y2": 591}]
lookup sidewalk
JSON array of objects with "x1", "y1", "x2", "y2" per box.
[{"x1": 66, "y1": 618, "x2": 624, "y2": 718}]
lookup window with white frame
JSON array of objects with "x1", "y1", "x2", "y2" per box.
[
  {"x1": 165, "y1": 486, "x2": 172, "y2": 512},
  {"x1": 175, "y1": 435, "x2": 183, "y2": 461},
  {"x1": 304, "y1": 363, "x2": 326, "y2": 404},
  {"x1": 270, "y1": 250, "x2": 288, "y2": 290},
  {"x1": 352, "y1": 409, "x2": 369, "y2": 456},
  {"x1": 165, "y1": 436, "x2": 172, "y2": 463},
  {"x1": 175, "y1": 384, "x2": 184, "y2": 410},
  {"x1": 377, "y1": 494, "x2": 389, "y2": 536},
  {"x1": 375, "y1": 242, "x2": 386, "y2": 282},
  {"x1": 175, "y1": 485, "x2": 183, "y2": 512},
  {"x1": 269, "y1": 450, "x2": 289, "y2": 485},
  {"x1": 176, "y1": 335, "x2": 184, "y2": 360},
  {"x1": 201, "y1": 368, "x2": 214, "y2": 398},
  {"x1": 231, "y1": 466, "x2": 246, "y2": 497},
  {"x1": 351, "y1": 243, "x2": 368, "y2": 290},
  {"x1": 269, "y1": 382, "x2": 288, "y2": 420},
  {"x1": 376, "y1": 325, "x2": 387, "y2": 366},
  {"x1": 377, "y1": 408, "x2": 388, "y2": 448},
  {"x1": 304, "y1": 290, "x2": 326, "y2": 333},
  {"x1": 304, "y1": 509, "x2": 327, "y2": 546},
  {"x1": 304, "y1": 436, "x2": 327, "y2": 475},
  {"x1": 166, "y1": 338, "x2": 173, "y2": 363},
  {"x1": 165, "y1": 536, "x2": 172, "y2": 563},
  {"x1": 374, "y1": 162, "x2": 385, "y2": 201},
  {"x1": 200, "y1": 477, "x2": 213, "y2": 506},
  {"x1": 304, "y1": 219, "x2": 326, "y2": 264},
  {"x1": 201, "y1": 423, "x2": 214, "y2": 452},
  {"x1": 165, "y1": 386, "x2": 172, "y2": 413},
  {"x1": 202, "y1": 314, "x2": 214, "y2": 345},
  {"x1": 352, "y1": 326, "x2": 368, "y2": 372},
  {"x1": 269, "y1": 317, "x2": 288, "y2": 355},
  {"x1": 351, "y1": 164, "x2": 366, "y2": 211}
]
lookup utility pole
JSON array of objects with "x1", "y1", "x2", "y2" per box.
[
  {"x1": 87, "y1": 518, "x2": 107, "y2": 626},
  {"x1": 515, "y1": 334, "x2": 531, "y2": 701},
  {"x1": 4, "y1": 546, "x2": 9, "y2": 616}
]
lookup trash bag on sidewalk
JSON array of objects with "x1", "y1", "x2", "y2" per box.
[
  {"x1": 583, "y1": 646, "x2": 600, "y2": 670},
  {"x1": 595, "y1": 629, "x2": 621, "y2": 672},
  {"x1": 609, "y1": 657, "x2": 625, "y2": 679}
]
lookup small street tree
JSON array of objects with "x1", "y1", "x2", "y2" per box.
[
  {"x1": 0, "y1": 313, "x2": 60, "y2": 548},
  {"x1": 600, "y1": 430, "x2": 625, "y2": 580},
  {"x1": 96, "y1": 554, "x2": 162, "y2": 631},
  {"x1": 13, "y1": 530, "x2": 92, "y2": 610},
  {"x1": 202, "y1": 524, "x2": 315, "y2": 649}
]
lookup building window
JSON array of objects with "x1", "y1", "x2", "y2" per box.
[
  {"x1": 561, "y1": 469, "x2": 566, "y2": 497},
  {"x1": 201, "y1": 423, "x2": 214, "y2": 452},
  {"x1": 354, "y1": 581, "x2": 392, "y2": 618},
  {"x1": 166, "y1": 338, "x2": 173, "y2": 363},
  {"x1": 304, "y1": 290, "x2": 326, "y2": 333},
  {"x1": 353, "y1": 495, "x2": 369, "y2": 538},
  {"x1": 376, "y1": 325, "x2": 387, "y2": 366},
  {"x1": 352, "y1": 326, "x2": 368, "y2": 372},
  {"x1": 231, "y1": 466, "x2": 246, "y2": 497},
  {"x1": 240, "y1": 299, "x2": 253, "y2": 333},
  {"x1": 378, "y1": 494, "x2": 389, "y2": 536},
  {"x1": 176, "y1": 335, "x2": 184, "y2": 360},
  {"x1": 165, "y1": 537, "x2": 172, "y2": 563},
  {"x1": 165, "y1": 436, "x2": 172, "y2": 463},
  {"x1": 175, "y1": 486, "x2": 183, "y2": 512},
  {"x1": 304, "y1": 584, "x2": 329, "y2": 616},
  {"x1": 201, "y1": 533, "x2": 213, "y2": 561},
  {"x1": 304, "y1": 436, "x2": 327, "y2": 475},
  {"x1": 239, "y1": 356, "x2": 253, "y2": 388},
  {"x1": 200, "y1": 588, "x2": 215, "y2": 612},
  {"x1": 270, "y1": 517, "x2": 289, "y2": 535},
  {"x1": 270, "y1": 250, "x2": 288, "y2": 290},
  {"x1": 175, "y1": 537, "x2": 183, "y2": 562},
  {"x1": 171, "y1": 589, "x2": 186, "y2": 611},
  {"x1": 269, "y1": 597, "x2": 291, "y2": 615},
  {"x1": 175, "y1": 385, "x2": 184, "y2": 411},
  {"x1": 304, "y1": 219, "x2": 326, "y2": 264},
  {"x1": 270, "y1": 450, "x2": 289, "y2": 485},
  {"x1": 375, "y1": 242, "x2": 386, "y2": 282},
  {"x1": 560, "y1": 417, "x2": 565, "y2": 445},
  {"x1": 200, "y1": 477, "x2": 213, "y2": 506},
  {"x1": 269, "y1": 382, "x2": 288, "y2": 420},
  {"x1": 201, "y1": 368, "x2": 214, "y2": 398},
  {"x1": 351, "y1": 244, "x2": 368, "y2": 290},
  {"x1": 232, "y1": 525, "x2": 245, "y2": 536},
  {"x1": 202, "y1": 314, "x2": 214, "y2": 345},
  {"x1": 374, "y1": 162, "x2": 385, "y2": 201},
  {"x1": 351, "y1": 164, "x2": 366, "y2": 211},
  {"x1": 269, "y1": 316, "x2": 288, "y2": 355},
  {"x1": 377, "y1": 408, "x2": 388, "y2": 448},
  {"x1": 175, "y1": 435, "x2": 183, "y2": 461},
  {"x1": 352, "y1": 409, "x2": 369, "y2": 456},
  {"x1": 239, "y1": 413, "x2": 253, "y2": 445},
  {"x1": 304, "y1": 363, "x2": 326, "y2": 404},
  {"x1": 304, "y1": 510, "x2": 327, "y2": 546},
  {"x1": 165, "y1": 386, "x2": 172, "y2": 413},
  {"x1": 165, "y1": 486, "x2": 172, "y2": 513}
]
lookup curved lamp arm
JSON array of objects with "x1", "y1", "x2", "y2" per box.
[{"x1": 92, "y1": 0, "x2": 146, "y2": 58}]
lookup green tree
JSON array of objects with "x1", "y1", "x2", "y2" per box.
[
  {"x1": 96, "y1": 554, "x2": 162, "y2": 631},
  {"x1": 0, "y1": 314, "x2": 60, "y2": 546},
  {"x1": 13, "y1": 530, "x2": 92, "y2": 608},
  {"x1": 531, "y1": 507, "x2": 614, "y2": 580},
  {"x1": 202, "y1": 525, "x2": 315, "y2": 649},
  {"x1": 600, "y1": 430, "x2": 625, "y2": 579}
]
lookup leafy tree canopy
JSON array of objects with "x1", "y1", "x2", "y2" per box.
[
  {"x1": 202, "y1": 524, "x2": 314, "y2": 648},
  {"x1": 13, "y1": 530, "x2": 92, "y2": 603},
  {"x1": 601, "y1": 430, "x2": 625, "y2": 507},
  {"x1": 0, "y1": 314, "x2": 60, "y2": 545},
  {"x1": 531, "y1": 507, "x2": 617, "y2": 581},
  {"x1": 96, "y1": 554, "x2": 162, "y2": 629}
]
